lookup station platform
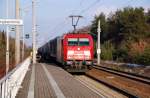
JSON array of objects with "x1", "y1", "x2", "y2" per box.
[{"x1": 16, "y1": 63, "x2": 101, "y2": 98}]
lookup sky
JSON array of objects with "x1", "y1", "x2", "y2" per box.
[{"x1": 0, "y1": 0, "x2": 150, "y2": 47}]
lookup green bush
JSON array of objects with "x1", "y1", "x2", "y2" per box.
[
  {"x1": 101, "y1": 41, "x2": 114, "y2": 60},
  {"x1": 134, "y1": 47, "x2": 150, "y2": 65},
  {"x1": 113, "y1": 48, "x2": 128, "y2": 62}
]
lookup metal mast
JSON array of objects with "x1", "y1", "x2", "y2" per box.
[
  {"x1": 97, "y1": 20, "x2": 101, "y2": 65},
  {"x1": 32, "y1": 0, "x2": 36, "y2": 63},
  {"x1": 22, "y1": 24, "x2": 25, "y2": 61},
  {"x1": 15, "y1": 0, "x2": 20, "y2": 65},
  {"x1": 6, "y1": 0, "x2": 9, "y2": 73}
]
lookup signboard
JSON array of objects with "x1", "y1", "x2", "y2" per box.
[
  {"x1": 25, "y1": 34, "x2": 30, "y2": 39},
  {"x1": 97, "y1": 49, "x2": 101, "y2": 54},
  {"x1": 0, "y1": 19, "x2": 23, "y2": 25}
]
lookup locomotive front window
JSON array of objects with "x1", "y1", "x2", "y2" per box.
[
  {"x1": 68, "y1": 38, "x2": 78, "y2": 46},
  {"x1": 79, "y1": 38, "x2": 89, "y2": 46}
]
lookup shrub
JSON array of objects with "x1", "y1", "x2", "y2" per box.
[
  {"x1": 113, "y1": 48, "x2": 128, "y2": 62},
  {"x1": 101, "y1": 41, "x2": 114, "y2": 60},
  {"x1": 134, "y1": 47, "x2": 150, "y2": 66}
]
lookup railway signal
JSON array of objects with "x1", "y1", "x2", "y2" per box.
[
  {"x1": 25, "y1": 34, "x2": 30, "y2": 39},
  {"x1": 11, "y1": 27, "x2": 16, "y2": 31}
]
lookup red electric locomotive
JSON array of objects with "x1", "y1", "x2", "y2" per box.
[{"x1": 39, "y1": 33, "x2": 94, "y2": 72}]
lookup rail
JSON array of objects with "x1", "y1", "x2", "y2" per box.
[
  {"x1": 85, "y1": 74, "x2": 138, "y2": 98},
  {"x1": 0, "y1": 57, "x2": 31, "y2": 98},
  {"x1": 93, "y1": 65, "x2": 150, "y2": 85}
]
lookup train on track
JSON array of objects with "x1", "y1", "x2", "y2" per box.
[{"x1": 38, "y1": 33, "x2": 94, "y2": 72}]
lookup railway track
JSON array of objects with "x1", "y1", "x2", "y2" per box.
[
  {"x1": 86, "y1": 65, "x2": 150, "y2": 98},
  {"x1": 93, "y1": 65, "x2": 150, "y2": 85},
  {"x1": 75, "y1": 75, "x2": 128, "y2": 98}
]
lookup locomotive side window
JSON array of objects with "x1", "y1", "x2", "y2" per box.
[
  {"x1": 79, "y1": 38, "x2": 89, "y2": 46},
  {"x1": 68, "y1": 38, "x2": 78, "y2": 46}
]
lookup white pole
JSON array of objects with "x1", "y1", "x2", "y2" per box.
[
  {"x1": 15, "y1": 0, "x2": 20, "y2": 65},
  {"x1": 21, "y1": 10, "x2": 25, "y2": 61},
  {"x1": 21, "y1": 8, "x2": 29, "y2": 61},
  {"x1": 22, "y1": 24, "x2": 25, "y2": 60},
  {"x1": 97, "y1": 20, "x2": 101, "y2": 65},
  {"x1": 6, "y1": 0, "x2": 9, "y2": 74},
  {"x1": 32, "y1": 0, "x2": 36, "y2": 63}
]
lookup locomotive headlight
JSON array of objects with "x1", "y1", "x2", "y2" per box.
[
  {"x1": 84, "y1": 51, "x2": 90, "y2": 55},
  {"x1": 84, "y1": 51, "x2": 91, "y2": 59},
  {"x1": 68, "y1": 51, "x2": 74, "y2": 55},
  {"x1": 86, "y1": 61, "x2": 92, "y2": 65},
  {"x1": 67, "y1": 61, "x2": 73, "y2": 65},
  {"x1": 68, "y1": 55, "x2": 73, "y2": 59},
  {"x1": 67, "y1": 50, "x2": 74, "y2": 59}
]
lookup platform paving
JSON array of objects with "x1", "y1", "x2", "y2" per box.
[
  {"x1": 16, "y1": 66, "x2": 32, "y2": 98},
  {"x1": 16, "y1": 63, "x2": 101, "y2": 98}
]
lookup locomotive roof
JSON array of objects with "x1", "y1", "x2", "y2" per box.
[{"x1": 62, "y1": 33, "x2": 92, "y2": 39}]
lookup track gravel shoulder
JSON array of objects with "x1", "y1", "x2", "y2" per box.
[{"x1": 87, "y1": 68, "x2": 150, "y2": 98}]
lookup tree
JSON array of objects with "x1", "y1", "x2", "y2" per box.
[
  {"x1": 146, "y1": 9, "x2": 150, "y2": 24},
  {"x1": 0, "y1": 31, "x2": 6, "y2": 67},
  {"x1": 90, "y1": 7, "x2": 150, "y2": 65},
  {"x1": 114, "y1": 7, "x2": 149, "y2": 42},
  {"x1": 90, "y1": 13, "x2": 108, "y2": 43}
]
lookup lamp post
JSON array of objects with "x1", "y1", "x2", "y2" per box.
[
  {"x1": 20, "y1": 8, "x2": 29, "y2": 61},
  {"x1": 19, "y1": 3, "x2": 32, "y2": 61}
]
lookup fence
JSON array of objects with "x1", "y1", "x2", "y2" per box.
[{"x1": 0, "y1": 57, "x2": 31, "y2": 98}]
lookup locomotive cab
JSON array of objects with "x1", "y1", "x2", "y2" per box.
[{"x1": 63, "y1": 33, "x2": 94, "y2": 72}]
